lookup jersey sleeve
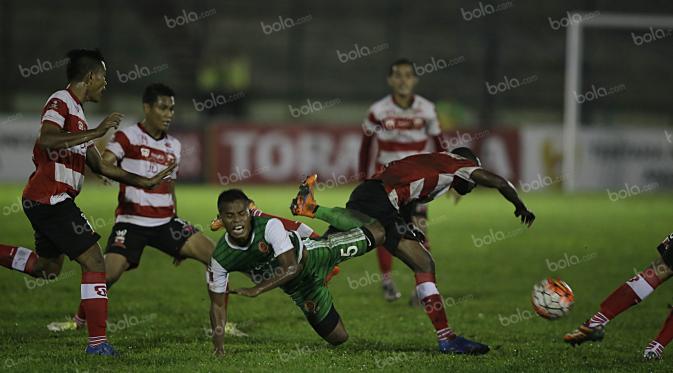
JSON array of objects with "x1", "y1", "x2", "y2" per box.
[
  {"x1": 264, "y1": 218, "x2": 294, "y2": 257},
  {"x1": 206, "y1": 258, "x2": 229, "y2": 293},
  {"x1": 257, "y1": 211, "x2": 315, "y2": 238},
  {"x1": 425, "y1": 104, "x2": 442, "y2": 137},
  {"x1": 106, "y1": 131, "x2": 129, "y2": 160},
  {"x1": 41, "y1": 97, "x2": 69, "y2": 128},
  {"x1": 172, "y1": 140, "x2": 181, "y2": 179},
  {"x1": 454, "y1": 161, "x2": 482, "y2": 181}
]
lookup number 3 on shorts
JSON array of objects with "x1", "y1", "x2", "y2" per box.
[{"x1": 340, "y1": 245, "x2": 358, "y2": 257}]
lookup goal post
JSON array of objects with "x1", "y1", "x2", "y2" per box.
[{"x1": 562, "y1": 12, "x2": 673, "y2": 192}]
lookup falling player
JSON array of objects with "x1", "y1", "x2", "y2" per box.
[
  {"x1": 359, "y1": 58, "x2": 447, "y2": 302},
  {"x1": 564, "y1": 233, "x2": 673, "y2": 360},
  {"x1": 208, "y1": 188, "x2": 487, "y2": 356},
  {"x1": 46, "y1": 83, "x2": 245, "y2": 336},
  {"x1": 0, "y1": 50, "x2": 175, "y2": 356},
  {"x1": 292, "y1": 147, "x2": 536, "y2": 354}
]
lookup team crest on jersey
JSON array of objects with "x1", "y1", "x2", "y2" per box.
[
  {"x1": 112, "y1": 229, "x2": 127, "y2": 248},
  {"x1": 258, "y1": 242, "x2": 269, "y2": 254},
  {"x1": 141, "y1": 147, "x2": 150, "y2": 158},
  {"x1": 303, "y1": 300, "x2": 318, "y2": 314}
]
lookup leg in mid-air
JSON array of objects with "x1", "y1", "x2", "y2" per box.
[
  {"x1": 564, "y1": 233, "x2": 673, "y2": 353},
  {"x1": 291, "y1": 175, "x2": 489, "y2": 355}
]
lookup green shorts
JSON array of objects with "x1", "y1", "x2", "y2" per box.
[{"x1": 282, "y1": 228, "x2": 370, "y2": 324}]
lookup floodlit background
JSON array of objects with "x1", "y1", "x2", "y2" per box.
[{"x1": 1, "y1": 1, "x2": 673, "y2": 372}]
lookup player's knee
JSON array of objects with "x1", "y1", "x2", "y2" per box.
[
  {"x1": 326, "y1": 326, "x2": 348, "y2": 346},
  {"x1": 364, "y1": 221, "x2": 385, "y2": 246}
]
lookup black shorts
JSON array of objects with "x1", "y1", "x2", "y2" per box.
[
  {"x1": 344, "y1": 180, "x2": 419, "y2": 253},
  {"x1": 23, "y1": 198, "x2": 101, "y2": 260},
  {"x1": 400, "y1": 200, "x2": 428, "y2": 222},
  {"x1": 105, "y1": 217, "x2": 199, "y2": 269}
]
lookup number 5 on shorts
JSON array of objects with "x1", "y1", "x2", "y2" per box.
[{"x1": 340, "y1": 245, "x2": 358, "y2": 257}]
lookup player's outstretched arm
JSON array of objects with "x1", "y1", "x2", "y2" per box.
[
  {"x1": 38, "y1": 113, "x2": 123, "y2": 149},
  {"x1": 86, "y1": 147, "x2": 176, "y2": 189},
  {"x1": 470, "y1": 169, "x2": 536, "y2": 227},
  {"x1": 230, "y1": 250, "x2": 302, "y2": 297},
  {"x1": 208, "y1": 289, "x2": 227, "y2": 357}
]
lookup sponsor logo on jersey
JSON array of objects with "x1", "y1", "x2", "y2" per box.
[{"x1": 258, "y1": 242, "x2": 269, "y2": 254}]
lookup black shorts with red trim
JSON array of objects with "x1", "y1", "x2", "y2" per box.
[
  {"x1": 105, "y1": 217, "x2": 199, "y2": 269},
  {"x1": 341, "y1": 180, "x2": 420, "y2": 253},
  {"x1": 23, "y1": 198, "x2": 101, "y2": 260}
]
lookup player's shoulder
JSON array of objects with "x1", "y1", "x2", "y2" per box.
[
  {"x1": 412, "y1": 94, "x2": 436, "y2": 110},
  {"x1": 165, "y1": 133, "x2": 182, "y2": 150},
  {"x1": 115, "y1": 123, "x2": 143, "y2": 142},
  {"x1": 369, "y1": 95, "x2": 393, "y2": 112},
  {"x1": 43, "y1": 89, "x2": 79, "y2": 111}
]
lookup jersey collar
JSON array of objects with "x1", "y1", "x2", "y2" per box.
[
  {"x1": 138, "y1": 122, "x2": 167, "y2": 141},
  {"x1": 224, "y1": 231, "x2": 255, "y2": 250},
  {"x1": 66, "y1": 87, "x2": 83, "y2": 106}
]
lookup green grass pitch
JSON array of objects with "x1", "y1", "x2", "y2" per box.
[{"x1": 0, "y1": 183, "x2": 672, "y2": 372}]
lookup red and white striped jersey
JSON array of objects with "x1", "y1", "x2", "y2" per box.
[
  {"x1": 106, "y1": 123, "x2": 180, "y2": 227},
  {"x1": 360, "y1": 94, "x2": 444, "y2": 177},
  {"x1": 372, "y1": 152, "x2": 481, "y2": 210},
  {"x1": 23, "y1": 89, "x2": 93, "y2": 205}
]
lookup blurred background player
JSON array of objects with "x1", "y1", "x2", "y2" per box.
[
  {"x1": 359, "y1": 58, "x2": 447, "y2": 303},
  {"x1": 46, "y1": 83, "x2": 248, "y2": 336},
  {"x1": 563, "y1": 233, "x2": 673, "y2": 360},
  {"x1": 0, "y1": 49, "x2": 174, "y2": 356}
]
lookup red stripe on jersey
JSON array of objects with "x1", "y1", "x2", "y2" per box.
[
  {"x1": 368, "y1": 112, "x2": 381, "y2": 125},
  {"x1": 113, "y1": 131, "x2": 132, "y2": 152},
  {"x1": 373, "y1": 152, "x2": 478, "y2": 207},
  {"x1": 377, "y1": 139, "x2": 428, "y2": 152}
]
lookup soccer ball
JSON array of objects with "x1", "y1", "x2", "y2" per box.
[{"x1": 531, "y1": 277, "x2": 574, "y2": 320}]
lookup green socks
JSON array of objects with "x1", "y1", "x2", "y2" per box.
[{"x1": 314, "y1": 206, "x2": 375, "y2": 231}]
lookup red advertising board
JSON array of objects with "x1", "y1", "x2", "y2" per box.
[{"x1": 208, "y1": 124, "x2": 520, "y2": 185}]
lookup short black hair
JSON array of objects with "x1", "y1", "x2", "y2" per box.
[
  {"x1": 451, "y1": 147, "x2": 481, "y2": 166},
  {"x1": 66, "y1": 49, "x2": 105, "y2": 82},
  {"x1": 217, "y1": 189, "x2": 250, "y2": 210},
  {"x1": 143, "y1": 83, "x2": 175, "y2": 105},
  {"x1": 388, "y1": 58, "x2": 415, "y2": 76}
]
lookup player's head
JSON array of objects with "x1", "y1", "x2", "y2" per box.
[
  {"x1": 450, "y1": 147, "x2": 481, "y2": 195},
  {"x1": 217, "y1": 189, "x2": 253, "y2": 242},
  {"x1": 387, "y1": 58, "x2": 418, "y2": 97},
  {"x1": 66, "y1": 49, "x2": 107, "y2": 103},
  {"x1": 142, "y1": 83, "x2": 175, "y2": 133}
]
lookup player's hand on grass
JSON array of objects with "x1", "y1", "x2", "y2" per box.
[
  {"x1": 213, "y1": 347, "x2": 225, "y2": 357},
  {"x1": 141, "y1": 162, "x2": 177, "y2": 189},
  {"x1": 95, "y1": 113, "x2": 124, "y2": 137},
  {"x1": 229, "y1": 287, "x2": 260, "y2": 297},
  {"x1": 515, "y1": 208, "x2": 535, "y2": 227}
]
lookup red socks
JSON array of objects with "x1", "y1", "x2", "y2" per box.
[
  {"x1": 0, "y1": 244, "x2": 38, "y2": 275},
  {"x1": 588, "y1": 270, "x2": 662, "y2": 327},
  {"x1": 653, "y1": 309, "x2": 673, "y2": 347},
  {"x1": 81, "y1": 272, "x2": 108, "y2": 346},
  {"x1": 376, "y1": 246, "x2": 393, "y2": 278},
  {"x1": 415, "y1": 272, "x2": 455, "y2": 341}
]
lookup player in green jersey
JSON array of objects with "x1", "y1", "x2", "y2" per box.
[{"x1": 207, "y1": 189, "x2": 384, "y2": 356}]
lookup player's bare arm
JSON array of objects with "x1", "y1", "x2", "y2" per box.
[
  {"x1": 38, "y1": 113, "x2": 123, "y2": 149},
  {"x1": 470, "y1": 169, "x2": 536, "y2": 227},
  {"x1": 208, "y1": 288, "x2": 227, "y2": 356},
  {"x1": 229, "y1": 250, "x2": 302, "y2": 297},
  {"x1": 86, "y1": 146, "x2": 176, "y2": 189}
]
